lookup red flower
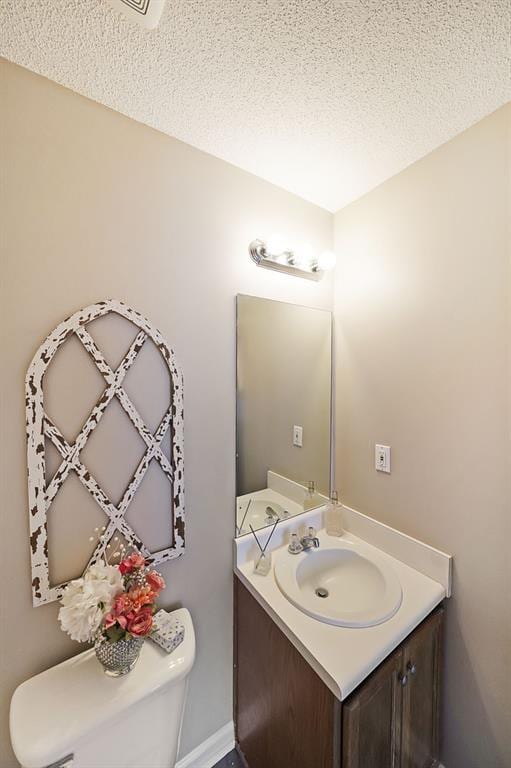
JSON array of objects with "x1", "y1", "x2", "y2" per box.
[{"x1": 127, "y1": 606, "x2": 154, "y2": 637}]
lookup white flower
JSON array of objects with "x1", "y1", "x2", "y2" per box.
[
  {"x1": 58, "y1": 579, "x2": 103, "y2": 643},
  {"x1": 58, "y1": 564, "x2": 123, "y2": 643},
  {"x1": 85, "y1": 563, "x2": 123, "y2": 608}
]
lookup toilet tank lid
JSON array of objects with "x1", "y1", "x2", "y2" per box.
[{"x1": 9, "y1": 608, "x2": 195, "y2": 768}]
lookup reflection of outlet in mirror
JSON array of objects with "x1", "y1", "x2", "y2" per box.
[
  {"x1": 375, "y1": 444, "x2": 391, "y2": 473},
  {"x1": 293, "y1": 425, "x2": 303, "y2": 447}
]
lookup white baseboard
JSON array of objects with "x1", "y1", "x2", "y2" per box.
[{"x1": 176, "y1": 722, "x2": 235, "y2": 768}]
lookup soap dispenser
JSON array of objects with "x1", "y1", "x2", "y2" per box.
[
  {"x1": 325, "y1": 490, "x2": 343, "y2": 536},
  {"x1": 303, "y1": 480, "x2": 319, "y2": 511}
]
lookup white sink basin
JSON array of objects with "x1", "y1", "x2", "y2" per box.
[
  {"x1": 274, "y1": 539, "x2": 402, "y2": 627},
  {"x1": 236, "y1": 499, "x2": 286, "y2": 534}
]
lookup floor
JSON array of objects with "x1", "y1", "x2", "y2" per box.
[{"x1": 212, "y1": 748, "x2": 246, "y2": 768}]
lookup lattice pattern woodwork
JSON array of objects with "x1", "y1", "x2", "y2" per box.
[{"x1": 26, "y1": 300, "x2": 184, "y2": 606}]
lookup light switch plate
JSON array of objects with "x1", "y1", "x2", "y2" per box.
[
  {"x1": 293, "y1": 425, "x2": 303, "y2": 447},
  {"x1": 375, "y1": 444, "x2": 391, "y2": 473}
]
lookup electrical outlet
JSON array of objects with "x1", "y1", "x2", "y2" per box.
[
  {"x1": 293, "y1": 425, "x2": 303, "y2": 447},
  {"x1": 375, "y1": 444, "x2": 391, "y2": 473}
]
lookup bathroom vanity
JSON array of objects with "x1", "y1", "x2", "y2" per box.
[
  {"x1": 233, "y1": 509, "x2": 451, "y2": 768},
  {"x1": 235, "y1": 579, "x2": 443, "y2": 768}
]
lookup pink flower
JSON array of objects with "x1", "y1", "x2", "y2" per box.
[
  {"x1": 146, "y1": 570, "x2": 165, "y2": 593},
  {"x1": 103, "y1": 609, "x2": 128, "y2": 631},
  {"x1": 128, "y1": 586, "x2": 154, "y2": 610},
  {"x1": 103, "y1": 612, "x2": 116, "y2": 629},
  {"x1": 112, "y1": 593, "x2": 132, "y2": 615},
  {"x1": 119, "y1": 552, "x2": 146, "y2": 575},
  {"x1": 130, "y1": 552, "x2": 146, "y2": 569},
  {"x1": 128, "y1": 607, "x2": 154, "y2": 637}
]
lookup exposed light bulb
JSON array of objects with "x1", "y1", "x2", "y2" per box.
[
  {"x1": 294, "y1": 242, "x2": 314, "y2": 267},
  {"x1": 317, "y1": 250, "x2": 337, "y2": 271},
  {"x1": 266, "y1": 233, "x2": 287, "y2": 256}
]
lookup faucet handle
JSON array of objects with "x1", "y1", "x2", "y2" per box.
[
  {"x1": 288, "y1": 532, "x2": 304, "y2": 554},
  {"x1": 299, "y1": 527, "x2": 320, "y2": 550}
]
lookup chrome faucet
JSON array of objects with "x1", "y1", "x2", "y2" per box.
[
  {"x1": 265, "y1": 506, "x2": 280, "y2": 523},
  {"x1": 300, "y1": 526, "x2": 320, "y2": 551},
  {"x1": 288, "y1": 526, "x2": 320, "y2": 554}
]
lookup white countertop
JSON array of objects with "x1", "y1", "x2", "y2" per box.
[{"x1": 234, "y1": 514, "x2": 449, "y2": 702}]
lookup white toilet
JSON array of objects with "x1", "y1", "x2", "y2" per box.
[{"x1": 10, "y1": 608, "x2": 195, "y2": 768}]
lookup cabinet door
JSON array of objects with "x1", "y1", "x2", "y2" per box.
[
  {"x1": 235, "y1": 578, "x2": 339, "y2": 768},
  {"x1": 342, "y1": 648, "x2": 404, "y2": 768},
  {"x1": 401, "y1": 608, "x2": 444, "y2": 768}
]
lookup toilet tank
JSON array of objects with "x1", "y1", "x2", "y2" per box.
[{"x1": 10, "y1": 608, "x2": 195, "y2": 768}]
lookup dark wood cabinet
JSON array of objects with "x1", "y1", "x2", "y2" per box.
[
  {"x1": 342, "y1": 646, "x2": 403, "y2": 768},
  {"x1": 342, "y1": 607, "x2": 443, "y2": 768},
  {"x1": 234, "y1": 577, "x2": 339, "y2": 768},
  {"x1": 400, "y1": 609, "x2": 443, "y2": 768},
  {"x1": 235, "y1": 577, "x2": 444, "y2": 768}
]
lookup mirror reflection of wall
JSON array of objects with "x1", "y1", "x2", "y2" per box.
[{"x1": 236, "y1": 295, "x2": 332, "y2": 536}]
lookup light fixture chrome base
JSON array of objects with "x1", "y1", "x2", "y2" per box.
[{"x1": 249, "y1": 239, "x2": 321, "y2": 281}]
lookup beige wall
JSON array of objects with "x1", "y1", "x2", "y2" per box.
[
  {"x1": 2, "y1": 56, "x2": 509, "y2": 768},
  {"x1": 334, "y1": 104, "x2": 511, "y2": 768},
  {"x1": 0, "y1": 60, "x2": 333, "y2": 766},
  {"x1": 236, "y1": 295, "x2": 331, "y2": 497}
]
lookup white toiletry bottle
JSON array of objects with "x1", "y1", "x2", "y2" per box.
[
  {"x1": 303, "y1": 480, "x2": 319, "y2": 511},
  {"x1": 325, "y1": 490, "x2": 343, "y2": 536}
]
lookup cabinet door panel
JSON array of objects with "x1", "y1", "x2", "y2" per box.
[
  {"x1": 401, "y1": 608, "x2": 444, "y2": 768},
  {"x1": 342, "y1": 649, "x2": 403, "y2": 768},
  {"x1": 235, "y1": 578, "x2": 338, "y2": 768}
]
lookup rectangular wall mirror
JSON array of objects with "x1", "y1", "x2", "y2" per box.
[{"x1": 236, "y1": 295, "x2": 332, "y2": 537}]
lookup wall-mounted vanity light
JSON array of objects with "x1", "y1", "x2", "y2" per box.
[{"x1": 249, "y1": 236, "x2": 336, "y2": 281}]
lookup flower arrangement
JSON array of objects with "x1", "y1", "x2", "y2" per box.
[
  {"x1": 102, "y1": 552, "x2": 165, "y2": 643},
  {"x1": 58, "y1": 530, "x2": 165, "y2": 648}
]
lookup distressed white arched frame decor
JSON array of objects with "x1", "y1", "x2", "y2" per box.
[{"x1": 26, "y1": 300, "x2": 184, "y2": 606}]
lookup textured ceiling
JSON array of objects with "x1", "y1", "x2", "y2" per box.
[{"x1": 1, "y1": 1, "x2": 510, "y2": 211}]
